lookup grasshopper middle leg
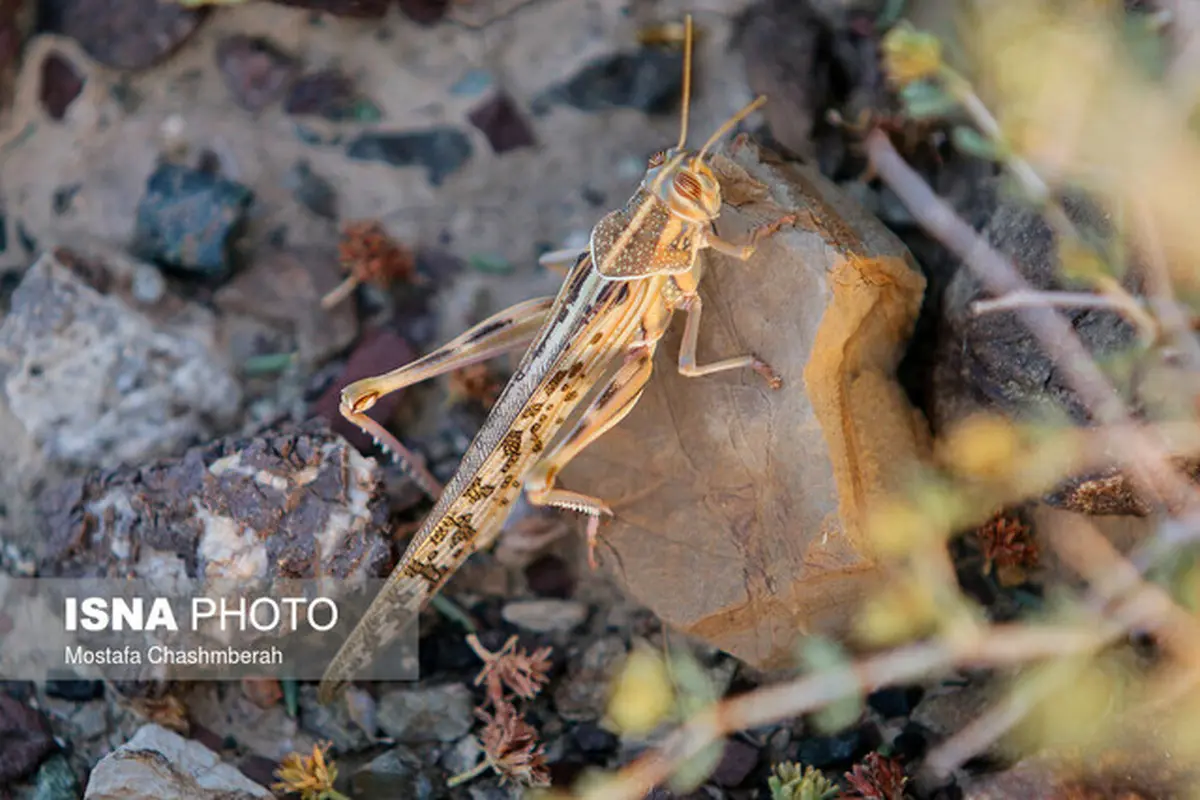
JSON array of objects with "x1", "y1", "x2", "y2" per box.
[
  {"x1": 524, "y1": 347, "x2": 656, "y2": 568},
  {"x1": 677, "y1": 293, "x2": 782, "y2": 389},
  {"x1": 341, "y1": 296, "x2": 555, "y2": 497}
]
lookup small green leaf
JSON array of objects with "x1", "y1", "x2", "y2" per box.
[
  {"x1": 282, "y1": 678, "x2": 299, "y2": 718},
  {"x1": 430, "y1": 594, "x2": 476, "y2": 633},
  {"x1": 950, "y1": 125, "x2": 1002, "y2": 161},
  {"x1": 468, "y1": 253, "x2": 515, "y2": 275},
  {"x1": 242, "y1": 352, "x2": 294, "y2": 376},
  {"x1": 668, "y1": 738, "x2": 724, "y2": 794},
  {"x1": 797, "y1": 637, "x2": 863, "y2": 733},
  {"x1": 348, "y1": 99, "x2": 383, "y2": 124},
  {"x1": 898, "y1": 80, "x2": 959, "y2": 119}
]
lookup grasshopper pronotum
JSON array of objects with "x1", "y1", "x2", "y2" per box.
[{"x1": 319, "y1": 17, "x2": 795, "y2": 702}]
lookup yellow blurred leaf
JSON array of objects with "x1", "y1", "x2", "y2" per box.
[
  {"x1": 939, "y1": 414, "x2": 1021, "y2": 482},
  {"x1": 606, "y1": 644, "x2": 675, "y2": 737}
]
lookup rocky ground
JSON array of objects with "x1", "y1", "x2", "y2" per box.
[{"x1": 0, "y1": 0, "x2": 1190, "y2": 799}]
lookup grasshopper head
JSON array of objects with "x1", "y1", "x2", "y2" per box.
[{"x1": 641, "y1": 148, "x2": 722, "y2": 223}]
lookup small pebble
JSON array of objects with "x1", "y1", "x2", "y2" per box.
[
  {"x1": 215, "y1": 35, "x2": 298, "y2": 113},
  {"x1": 43, "y1": 0, "x2": 205, "y2": 70},
  {"x1": 350, "y1": 746, "x2": 438, "y2": 800},
  {"x1": 284, "y1": 160, "x2": 338, "y2": 220},
  {"x1": 502, "y1": 598, "x2": 588, "y2": 634},
  {"x1": 0, "y1": 693, "x2": 56, "y2": 784},
  {"x1": 397, "y1": 0, "x2": 448, "y2": 25},
  {"x1": 32, "y1": 753, "x2": 79, "y2": 800},
  {"x1": 532, "y1": 49, "x2": 683, "y2": 115},
  {"x1": 711, "y1": 738, "x2": 760, "y2": 787},
  {"x1": 130, "y1": 263, "x2": 165, "y2": 304},
  {"x1": 285, "y1": 69, "x2": 374, "y2": 122},
  {"x1": 345, "y1": 128, "x2": 473, "y2": 186},
  {"x1": 793, "y1": 728, "x2": 864, "y2": 768},
  {"x1": 376, "y1": 683, "x2": 474, "y2": 743},
  {"x1": 467, "y1": 91, "x2": 536, "y2": 154},
  {"x1": 44, "y1": 679, "x2": 103, "y2": 702},
  {"x1": 130, "y1": 162, "x2": 254, "y2": 279},
  {"x1": 868, "y1": 686, "x2": 923, "y2": 718},
  {"x1": 450, "y1": 69, "x2": 493, "y2": 97},
  {"x1": 440, "y1": 735, "x2": 482, "y2": 776},
  {"x1": 571, "y1": 721, "x2": 617, "y2": 754}
]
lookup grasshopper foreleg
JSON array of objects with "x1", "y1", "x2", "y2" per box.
[
  {"x1": 677, "y1": 293, "x2": 782, "y2": 389},
  {"x1": 524, "y1": 347, "x2": 656, "y2": 568},
  {"x1": 702, "y1": 213, "x2": 797, "y2": 261},
  {"x1": 341, "y1": 296, "x2": 555, "y2": 497}
]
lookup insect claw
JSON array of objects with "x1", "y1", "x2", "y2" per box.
[{"x1": 585, "y1": 514, "x2": 603, "y2": 571}]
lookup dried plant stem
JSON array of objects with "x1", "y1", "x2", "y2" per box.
[
  {"x1": 320, "y1": 275, "x2": 361, "y2": 310},
  {"x1": 587, "y1": 626, "x2": 1107, "y2": 800},
  {"x1": 866, "y1": 130, "x2": 1198, "y2": 515},
  {"x1": 920, "y1": 662, "x2": 1076, "y2": 782},
  {"x1": 1048, "y1": 512, "x2": 1200, "y2": 666},
  {"x1": 970, "y1": 290, "x2": 1144, "y2": 319}
]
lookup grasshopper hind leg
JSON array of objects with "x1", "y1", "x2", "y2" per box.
[
  {"x1": 340, "y1": 296, "x2": 555, "y2": 497},
  {"x1": 524, "y1": 348, "x2": 656, "y2": 569}
]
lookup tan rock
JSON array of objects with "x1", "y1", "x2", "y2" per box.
[{"x1": 559, "y1": 139, "x2": 928, "y2": 670}]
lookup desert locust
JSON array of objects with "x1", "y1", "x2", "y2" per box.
[{"x1": 319, "y1": 17, "x2": 794, "y2": 702}]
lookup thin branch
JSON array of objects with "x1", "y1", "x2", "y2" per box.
[
  {"x1": 583, "y1": 626, "x2": 1108, "y2": 800},
  {"x1": 866, "y1": 130, "x2": 1199, "y2": 516},
  {"x1": 919, "y1": 657, "x2": 1081, "y2": 782},
  {"x1": 971, "y1": 290, "x2": 1142, "y2": 318}
]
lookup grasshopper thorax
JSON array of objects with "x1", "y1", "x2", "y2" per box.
[{"x1": 641, "y1": 148, "x2": 722, "y2": 224}]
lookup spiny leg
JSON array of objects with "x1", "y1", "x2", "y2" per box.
[
  {"x1": 524, "y1": 348, "x2": 656, "y2": 569},
  {"x1": 677, "y1": 293, "x2": 782, "y2": 389},
  {"x1": 702, "y1": 213, "x2": 798, "y2": 261},
  {"x1": 343, "y1": 296, "x2": 554, "y2": 497}
]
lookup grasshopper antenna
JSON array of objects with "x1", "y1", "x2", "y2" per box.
[
  {"x1": 694, "y1": 94, "x2": 767, "y2": 164},
  {"x1": 676, "y1": 14, "x2": 693, "y2": 150}
]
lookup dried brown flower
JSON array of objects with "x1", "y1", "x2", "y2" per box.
[
  {"x1": 844, "y1": 752, "x2": 908, "y2": 800},
  {"x1": 978, "y1": 513, "x2": 1040, "y2": 572},
  {"x1": 321, "y1": 220, "x2": 416, "y2": 309},
  {"x1": 467, "y1": 633, "x2": 553, "y2": 705},
  {"x1": 476, "y1": 699, "x2": 551, "y2": 787},
  {"x1": 272, "y1": 741, "x2": 350, "y2": 800},
  {"x1": 128, "y1": 694, "x2": 190, "y2": 735}
]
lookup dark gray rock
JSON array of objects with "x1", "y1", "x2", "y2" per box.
[
  {"x1": 345, "y1": 129, "x2": 472, "y2": 186},
  {"x1": 349, "y1": 747, "x2": 438, "y2": 800},
  {"x1": 131, "y1": 163, "x2": 254, "y2": 279},
  {"x1": 32, "y1": 754, "x2": 81, "y2": 800},
  {"x1": 0, "y1": 693, "x2": 56, "y2": 784},
  {"x1": 931, "y1": 187, "x2": 1136, "y2": 431},
  {"x1": 531, "y1": 49, "x2": 683, "y2": 116},
  {"x1": 376, "y1": 683, "x2": 474, "y2": 743}
]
